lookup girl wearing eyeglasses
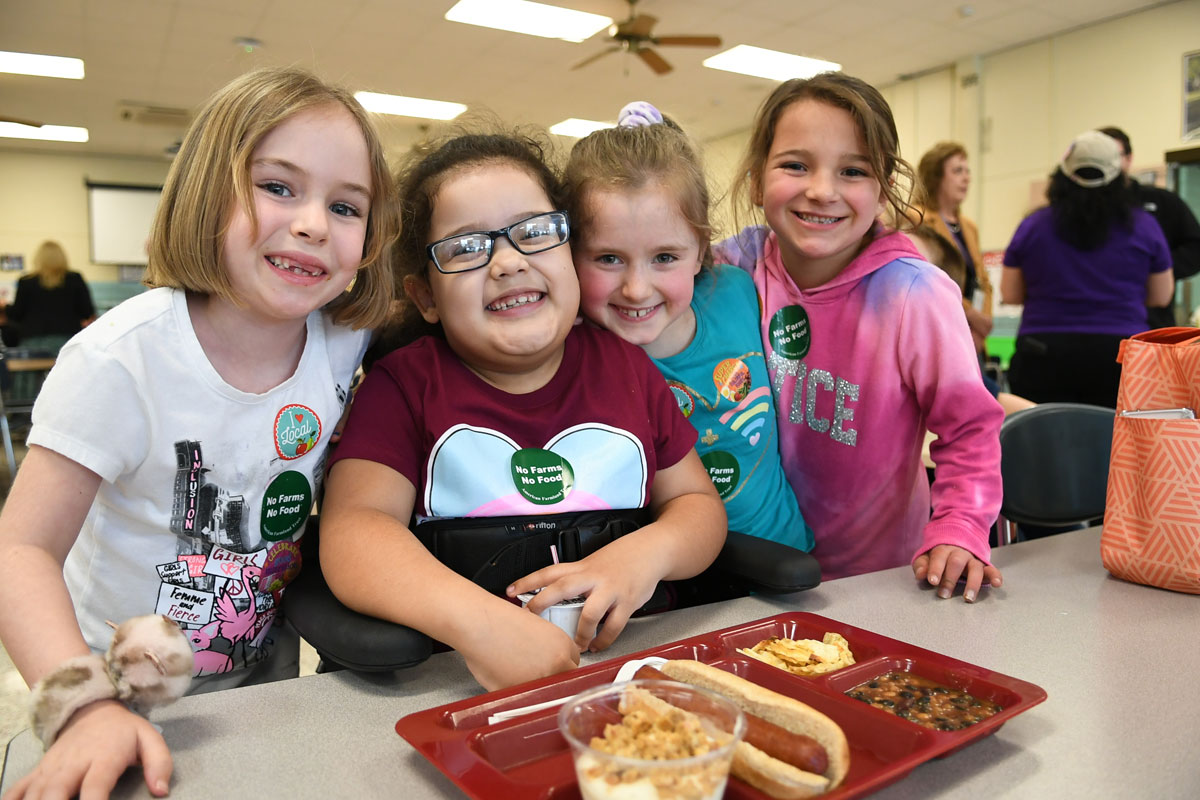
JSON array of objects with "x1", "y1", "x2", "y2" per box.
[{"x1": 320, "y1": 130, "x2": 726, "y2": 692}]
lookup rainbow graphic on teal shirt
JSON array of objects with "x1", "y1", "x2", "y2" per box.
[{"x1": 719, "y1": 386, "x2": 771, "y2": 446}]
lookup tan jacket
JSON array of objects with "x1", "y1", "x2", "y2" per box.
[{"x1": 922, "y1": 210, "x2": 994, "y2": 318}]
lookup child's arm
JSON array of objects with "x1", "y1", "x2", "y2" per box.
[
  {"x1": 901, "y1": 269, "x2": 1006, "y2": 601},
  {"x1": 0, "y1": 446, "x2": 173, "y2": 799},
  {"x1": 319, "y1": 458, "x2": 582, "y2": 691},
  {"x1": 510, "y1": 449, "x2": 726, "y2": 651}
]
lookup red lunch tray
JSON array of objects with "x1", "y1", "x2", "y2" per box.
[{"x1": 395, "y1": 611, "x2": 1047, "y2": 799}]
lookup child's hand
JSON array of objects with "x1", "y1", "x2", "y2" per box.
[
  {"x1": 5, "y1": 699, "x2": 172, "y2": 800},
  {"x1": 913, "y1": 544, "x2": 1003, "y2": 603},
  {"x1": 510, "y1": 534, "x2": 666, "y2": 652},
  {"x1": 457, "y1": 606, "x2": 580, "y2": 691}
]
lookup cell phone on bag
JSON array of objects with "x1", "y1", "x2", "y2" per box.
[{"x1": 1119, "y1": 407, "x2": 1196, "y2": 419}]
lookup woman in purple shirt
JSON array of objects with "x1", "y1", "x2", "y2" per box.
[{"x1": 1001, "y1": 130, "x2": 1172, "y2": 408}]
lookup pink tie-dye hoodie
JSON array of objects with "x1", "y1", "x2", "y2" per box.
[{"x1": 714, "y1": 226, "x2": 1003, "y2": 579}]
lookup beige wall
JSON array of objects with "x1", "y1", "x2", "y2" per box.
[
  {"x1": 0, "y1": 150, "x2": 170, "y2": 289},
  {"x1": 978, "y1": 1, "x2": 1200, "y2": 251},
  {"x1": 704, "y1": 128, "x2": 749, "y2": 241},
  {"x1": 703, "y1": 1, "x2": 1200, "y2": 257}
]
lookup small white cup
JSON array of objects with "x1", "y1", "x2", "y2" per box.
[{"x1": 518, "y1": 591, "x2": 586, "y2": 637}]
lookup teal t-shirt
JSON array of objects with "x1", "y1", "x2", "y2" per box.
[{"x1": 652, "y1": 264, "x2": 813, "y2": 550}]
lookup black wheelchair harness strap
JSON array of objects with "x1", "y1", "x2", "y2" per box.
[{"x1": 413, "y1": 509, "x2": 650, "y2": 595}]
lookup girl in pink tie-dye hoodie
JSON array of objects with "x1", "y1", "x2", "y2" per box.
[{"x1": 714, "y1": 73, "x2": 1004, "y2": 602}]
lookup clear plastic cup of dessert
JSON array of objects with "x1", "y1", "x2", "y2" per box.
[{"x1": 558, "y1": 679, "x2": 747, "y2": 800}]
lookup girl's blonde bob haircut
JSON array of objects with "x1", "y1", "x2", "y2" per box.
[{"x1": 144, "y1": 66, "x2": 398, "y2": 329}]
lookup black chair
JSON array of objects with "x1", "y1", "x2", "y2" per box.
[
  {"x1": 997, "y1": 403, "x2": 1115, "y2": 545},
  {"x1": 0, "y1": 344, "x2": 48, "y2": 489},
  {"x1": 283, "y1": 519, "x2": 820, "y2": 674},
  {"x1": 284, "y1": 519, "x2": 433, "y2": 673}
]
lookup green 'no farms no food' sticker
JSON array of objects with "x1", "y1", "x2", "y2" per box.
[
  {"x1": 701, "y1": 450, "x2": 740, "y2": 500},
  {"x1": 261, "y1": 470, "x2": 313, "y2": 541},
  {"x1": 511, "y1": 448, "x2": 575, "y2": 505},
  {"x1": 769, "y1": 305, "x2": 811, "y2": 359}
]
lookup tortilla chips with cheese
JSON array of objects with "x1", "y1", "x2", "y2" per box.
[{"x1": 738, "y1": 632, "x2": 855, "y2": 676}]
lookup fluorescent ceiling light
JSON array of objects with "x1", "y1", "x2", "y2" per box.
[
  {"x1": 0, "y1": 122, "x2": 88, "y2": 142},
  {"x1": 445, "y1": 0, "x2": 611, "y2": 43},
  {"x1": 703, "y1": 45, "x2": 840, "y2": 82},
  {"x1": 0, "y1": 50, "x2": 84, "y2": 79},
  {"x1": 354, "y1": 91, "x2": 467, "y2": 121},
  {"x1": 549, "y1": 118, "x2": 614, "y2": 138}
]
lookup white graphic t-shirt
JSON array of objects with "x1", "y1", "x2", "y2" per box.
[{"x1": 29, "y1": 288, "x2": 368, "y2": 689}]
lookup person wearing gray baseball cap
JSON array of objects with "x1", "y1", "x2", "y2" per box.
[{"x1": 998, "y1": 130, "x2": 1175, "y2": 408}]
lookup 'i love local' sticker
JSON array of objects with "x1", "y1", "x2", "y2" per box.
[
  {"x1": 274, "y1": 404, "x2": 321, "y2": 460},
  {"x1": 769, "y1": 305, "x2": 811, "y2": 359},
  {"x1": 511, "y1": 448, "x2": 575, "y2": 505}
]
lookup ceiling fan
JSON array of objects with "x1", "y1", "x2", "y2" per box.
[{"x1": 572, "y1": 0, "x2": 722, "y2": 75}]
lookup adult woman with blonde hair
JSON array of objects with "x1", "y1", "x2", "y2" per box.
[
  {"x1": 5, "y1": 240, "x2": 96, "y2": 355},
  {"x1": 916, "y1": 142, "x2": 993, "y2": 354}
]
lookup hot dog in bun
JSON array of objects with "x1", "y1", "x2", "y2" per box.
[{"x1": 650, "y1": 659, "x2": 850, "y2": 798}]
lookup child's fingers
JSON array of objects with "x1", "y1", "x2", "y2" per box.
[
  {"x1": 935, "y1": 550, "x2": 971, "y2": 598},
  {"x1": 519, "y1": 572, "x2": 591, "y2": 616},
  {"x1": 983, "y1": 563, "x2": 1003, "y2": 589},
  {"x1": 136, "y1": 724, "x2": 174, "y2": 797},
  {"x1": 958, "y1": 560, "x2": 986, "y2": 603},
  {"x1": 922, "y1": 549, "x2": 950, "y2": 586},
  {"x1": 4, "y1": 771, "x2": 35, "y2": 800},
  {"x1": 80, "y1": 757, "x2": 134, "y2": 800},
  {"x1": 507, "y1": 564, "x2": 572, "y2": 605},
  {"x1": 911, "y1": 554, "x2": 930, "y2": 581},
  {"x1": 573, "y1": 593, "x2": 614, "y2": 649},
  {"x1": 28, "y1": 758, "x2": 89, "y2": 800},
  {"x1": 589, "y1": 602, "x2": 636, "y2": 652}
]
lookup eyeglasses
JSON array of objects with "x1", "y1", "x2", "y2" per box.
[{"x1": 427, "y1": 211, "x2": 570, "y2": 274}]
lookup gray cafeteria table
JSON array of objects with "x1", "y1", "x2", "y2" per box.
[{"x1": 4, "y1": 527, "x2": 1198, "y2": 798}]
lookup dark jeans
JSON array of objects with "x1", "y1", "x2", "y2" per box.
[{"x1": 1008, "y1": 332, "x2": 1124, "y2": 409}]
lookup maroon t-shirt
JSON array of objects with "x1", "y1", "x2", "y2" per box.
[{"x1": 332, "y1": 325, "x2": 697, "y2": 519}]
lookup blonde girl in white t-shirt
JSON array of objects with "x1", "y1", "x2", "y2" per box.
[{"x1": 0, "y1": 66, "x2": 396, "y2": 800}]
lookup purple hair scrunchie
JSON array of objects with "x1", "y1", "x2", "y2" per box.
[{"x1": 617, "y1": 101, "x2": 664, "y2": 128}]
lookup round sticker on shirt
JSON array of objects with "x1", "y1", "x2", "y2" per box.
[
  {"x1": 667, "y1": 382, "x2": 696, "y2": 418},
  {"x1": 768, "y1": 305, "x2": 811, "y2": 359},
  {"x1": 260, "y1": 471, "x2": 313, "y2": 541},
  {"x1": 260, "y1": 541, "x2": 302, "y2": 594},
  {"x1": 511, "y1": 448, "x2": 575, "y2": 505},
  {"x1": 713, "y1": 358, "x2": 752, "y2": 403},
  {"x1": 700, "y1": 450, "x2": 740, "y2": 500},
  {"x1": 274, "y1": 404, "x2": 322, "y2": 460}
]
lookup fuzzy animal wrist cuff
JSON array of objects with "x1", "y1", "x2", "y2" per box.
[
  {"x1": 30, "y1": 615, "x2": 195, "y2": 748},
  {"x1": 30, "y1": 654, "x2": 118, "y2": 747}
]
